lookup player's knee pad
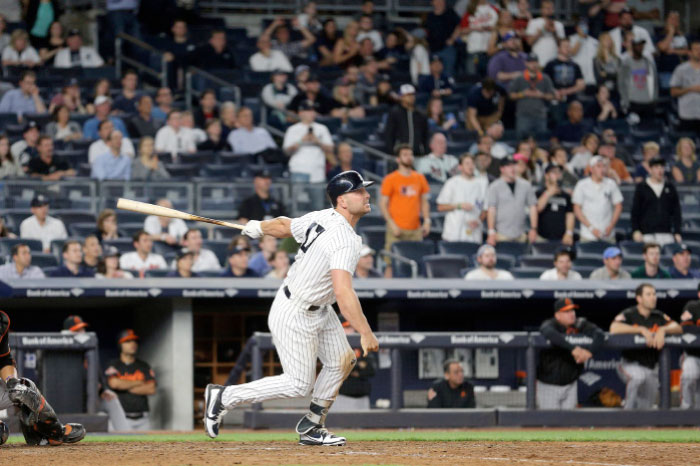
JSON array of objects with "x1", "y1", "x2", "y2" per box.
[{"x1": 8, "y1": 378, "x2": 63, "y2": 445}]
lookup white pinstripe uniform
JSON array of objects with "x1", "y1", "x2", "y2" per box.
[{"x1": 220, "y1": 208, "x2": 360, "y2": 410}]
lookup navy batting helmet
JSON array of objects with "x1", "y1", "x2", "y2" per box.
[{"x1": 326, "y1": 170, "x2": 374, "y2": 207}]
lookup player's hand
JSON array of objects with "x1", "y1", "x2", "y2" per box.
[
  {"x1": 101, "y1": 389, "x2": 117, "y2": 401},
  {"x1": 652, "y1": 328, "x2": 666, "y2": 350},
  {"x1": 427, "y1": 388, "x2": 437, "y2": 401},
  {"x1": 242, "y1": 220, "x2": 263, "y2": 239},
  {"x1": 360, "y1": 332, "x2": 379, "y2": 357},
  {"x1": 640, "y1": 327, "x2": 655, "y2": 347}
]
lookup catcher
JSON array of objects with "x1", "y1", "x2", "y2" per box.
[{"x1": 0, "y1": 310, "x2": 86, "y2": 446}]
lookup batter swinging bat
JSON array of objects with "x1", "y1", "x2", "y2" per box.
[{"x1": 116, "y1": 198, "x2": 244, "y2": 230}]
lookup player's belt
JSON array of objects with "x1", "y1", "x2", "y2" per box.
[{"x1": 283, "y1": 286, "x2": 320, "y2": 311}]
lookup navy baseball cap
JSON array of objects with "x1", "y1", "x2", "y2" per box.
[
  {"x1": 500, "y1": 155, "x2": 517, "y2": 167},
  {"x1": 176, "y1": 248, "x2": 194, "y2": 260},
  {"x1": 649, "y1": 157, "x2": 665, "y2": 167},
  {"x1": 23, "y1": 120, "x2": 38, "y2": 133},
  {"x1": 603, "y1": 247, "x2": 622, "y2": 259},
  {"x1": 544, "y1": 163, "x2": 562, "y2": 174},
  {"x1": 298, "y1": 100, "x2": 318, "y2": 111},
  {"x1": 254, "y1": 168, "x2": 272, "y2": 178},
  {"x1": 103, "y1": 245, "x2": 120, "y2": 258},
  {"x1": 525, "y1": 53, "x2": 539, "y2": 62},
  {"x1": 502, "y1": 31, "x2": 517, "y2": 41},
  {"x1": 670, "y1": 243, "x2": 691, "y2": 255},
  {"x1": 30, "y1": 194, "x2": 49, "y2": 207},
  {"x1": 229, "y1": 245, "x2": 251, "y2": 256}
]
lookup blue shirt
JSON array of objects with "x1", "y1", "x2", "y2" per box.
[
  {"x1": 151, "y1": 107, "x2": 167, "y2": 121},
  {"x1": 83, "y1": 116, "x2": 129, "y2": 140},
  {"x1": 248, "y1": 251, "x2": 271, "y2": 277},
  {"x1": 106, "y1": 0, "x2": 139, "y2": 11},
  {"x1": 49, "y1": 265, "x2": 95, "y2": 277},
  {"x1": 91, "y1": 152, "x2": 132, "y2": 180},
  {"x1": 0, "y1": 89, "x2": 38, "y2": 115},
  {"x1": 219, "y1": 267, "x2": 258, "y2": 277},
  {"x1": 669, "y1": 266, "x2": 700, "y2": 279}
]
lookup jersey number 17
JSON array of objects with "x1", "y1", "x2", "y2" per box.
[{"x1": 300, "y1": 222, "x2": 326, "y2": 253}]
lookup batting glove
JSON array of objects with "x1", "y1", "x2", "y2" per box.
[{"x1": 242, "y1": 220, "x2": 263, "y2": 239}]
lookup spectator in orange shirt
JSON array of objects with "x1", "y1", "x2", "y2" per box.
[
  {"x1": 379, "y1": 144, "x2": 431, "y2": 277},
  {"x1": 584, "y1": 143, "x2": 632, "y2": 184}
]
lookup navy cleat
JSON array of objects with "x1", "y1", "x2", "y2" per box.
[{"x1": 203, "y1": 384, "x2": 227, "y2": 439}]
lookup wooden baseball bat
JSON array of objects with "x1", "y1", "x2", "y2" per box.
[{"x1": 116, "y1": 198, "x2": 244, "y2": 230}]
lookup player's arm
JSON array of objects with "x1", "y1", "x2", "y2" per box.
[
  {"x1": 680, "y1": 309, "x2": 700, "y2": 335},
  {"x1": 540, "y1": 320, "x2": 575, "y2": 351},
  {"x1": 331, "y1": 269, "x2": 378, "y2": 356},
  {"x1": 661, "y1": 318, "x2": 682, "y2": 335},
  {"x1": 1, "y1": 364, "x2": 17, "y2": 381},
  {"x1": 107, "y1": 376, "x2": 145, "y2": 391},
  {"x1": 128, "y1": 380, "x2": 156, "y2": 395},
  {"x1": 242, "y1": 217, "x2": 294, "y2": 239}
]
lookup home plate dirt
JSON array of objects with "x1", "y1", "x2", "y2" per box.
[{"x1": 2, "y1": 441, "x2": 699, "y2": 466}]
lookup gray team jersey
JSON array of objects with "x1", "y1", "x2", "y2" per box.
[{"x1": 285, "y1": 208, "x2": 362, "y2": 306}]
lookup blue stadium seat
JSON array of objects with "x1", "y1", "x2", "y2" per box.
[
  {"x1": 68, "y1": 222, "x2": 97, "y2": 237},
  {"x1": 519, "y1": 256, "x2": 553, "y2": 269},
  {"x1": 359, "y1": 226, "x2": 386, "y2": 257},
  {"x1": 103, "y1": 238, "x2": 135, "y2": 254},
  {"x1": 623, "y1": 257, "x2": 645, "y2": 269},
  {"x1": 530, "y1": 242, "x2": 563, "y2": 257},
  {"x1": 356, "y1": 216, "x2": 385, "y2": 230},
  {"x1": 469, "y1": 253, "x2": 516, "y2": 271},
  {"x1": 0, "y1": 238, "x2": 43, "y2": 255},
  {"x1": 437, "y1": 241, "x2": 480, "y2": 257},
  {"x1": 54, "y1": 211, "x2": 96, "y2": 225},
  {"x1": 495, "y1": 242, "x2": 530, "y2": 261},
  {"x1": 390, "y1": 240, "x2": 436, "y2": 278},
  {"x1": 31, "y1": 253, "x2": 58, "y2": 268},
  {"x1": 619, "y1": 241, "x2": 645, "y2": 257},
  {"x1": 203, "y1": 240, "x2": 233, "y2": 266},
  {"x1": 116, "y1": 211, "x2": 148, "y2": 225},
  {"x1": 42, "y1": 266, "x2": 60, "y2": 276},
  {"x1": 574, "y1": 257, "x2": 603, "y2": 268},
  {"x1": 575, "y1": 241, "x2": 613, "y2": 258},
  {"x1": 510, "y1": 267, "x2": 546, "y2": 279},
  {"x1": 145, "y1": 269, "x2": 170, "y2": 278},
  {"x1": 424, "y1": 254, "x2": 469, "y2": 278},
  {"x1": 164, "y1": 163, "x2": 201, "y2": 179}
]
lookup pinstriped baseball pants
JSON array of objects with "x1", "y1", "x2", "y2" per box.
[{"x1": 221, "y1": 288, "x2": 356, "y2": 409}]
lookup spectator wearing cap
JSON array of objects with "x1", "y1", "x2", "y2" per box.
[
  {"x1": 630, "y1": 242, "x2": 671, "y2": 279},
  {"x1": 283, "y1": 100, "x2": 335, "y2": 183},
  {"x1": 91, "y1": 130, "x2": 132, "y2": 181},
  {"x1": 0, "y1": 243, "x2": 45, "y2": 279},
  {"x1": 105, "y1": 330, "x2": 157, "y2": 431},
  {"x1": 0, "y1": 70, "x2": 46, "y2": 115},
  {"x1": 589, "y1": 247, "x2": 631, "y2": 280},
  {"x1": 569, "y1": 20, "x2": 599, "y2": 87},
  {"x1": 261, "y1": 70, "x2": 298, "y2": 126},
  {"x1": 248, "y1": 235, "x2": 278, "y2": 277},
  {"x1": 96, "y1": 246, "x2": 134, "y2": 279},
  {"x1": 228, "y1": 106, "x2": 277, "y2": 155},
  {"x1": 536, "y1": 164, "x2": 574, "y2": 245},
  {"x1": 89, "y1": 120, "x2": 136, "y2": 164},
  {"x1": 190, "y1": 30, "x2": 236, "y2": 70},
  {"x1": 49, "y1": 240, "x2": 96, "y2": 277},
  {"x1": 27, "y1": 135, "x2": 76, "y2": 181},
  {"x1": 19, "y1": 195, "x2": 67, "y2": 252},
  {"x1": 82, "y1": 234, "x2": 102, "y2": 273},
  {"x1": 437, "y1": 154, "x2": 488, "y2": 243},
  {"x1": 380, "y1": 144, "x2": 431, "y2": 277},
  {"x1": 670, "y1": 40, "x2": 700, "y2": 134},
  {"x1": 424, "y1": 0, "x2": 461, "y2": 76},
  {"x1": 167, "y1": 248, "x2": 198, "y2": 278},
  {"x1": 465, "y1": 244, "x2": 514, "y2": 280},
  {"x1": 127, "y1": 95, "x2": 159, "y2": 139},
  {"x1": 120, "y1": 231, "x2": 168, "y2": 277},
  {"x1": 53, "y1": 28, "x2": 103, "y2": 68},
  {"x1": 416, "y1": 133, "x2": 459, "y2": 183},
  {"x1": 250, "y1": 35, "x2": 293, "y2": 72},
  {"x1": 631, "y1": 157, "x2": 682, "y2": 247},
  {"x1": 237, "y1": 170, "x2": 287, "y2": 223},
  {"x1": 288, "y1": 74, "x2": 338, "y2": 116},
  {"x1": 487, "y1": 31, "x2": 526, "y2": 88},
  {"x1": 83, "y1": 96, "x2": 129, "y2": 140},
  {"x1": 10, "y1": 119, "x2": 39, "y2": 168},
  {"x1": 354, "y1": 245, "x2": 381, "y2": 279},
  {"x1": 221, "y1": 245, "x2": 258, "y2": 277},
  {"x1": 466, "y1": 78, "x2": 505, "y2": 135},
  {"x1": 540, "y1": 249, "x2": 582, "y2": 280},
  {"x1": 618, "y1": 38, "x2": 658, "y2": 119},
  {"x1": 572, "y1": 156, "x2": 623, "y2": 243},
  {"x1": 262, "y1": 18, "x2": 316, "y2": 63},
  {"x1": 554, "y1": 101, "x2": 591, "y2": 144},
  {"x1": 524, "y1": 0, "x2": 565, "y2": 67},
  {"x1": 266, "y1": 250, "x2": 290, "y2": 279},
  {"x1": 668, "y1": 244, "x2": 700, "y2": 279},
  {"x1": 154, "y1": 110, "x2": 197, "y2": 157},
  {"x1": 508, "y1": 54, "x2": 556, "y2": 139},
  {"x1": 384, "y1": 84, "x2": 430, "y2": 156},
  {"x1": 458, "y1": 0, "x2": 499, "y2": 76},
  {"x1": 427, "y1": 359, "x2": 476, "y2": 409},
  {"x1": 418, "y1": 55, "x2": 454, "y2": 98},
  {"x1": 536, "y1": 298, "x2": 605, "y2": 409},
  {"x1": 486, "y1": 155, "x2": 538, "y2": 245},
  {"x1": 544, "y1": 38, "x2": 585, "y2": 105},
  {"x1": 609, "y1": 9, "x2": 655, "y2": 59}
]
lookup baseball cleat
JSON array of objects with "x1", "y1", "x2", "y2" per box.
[
  {"x1": 299, "y1": 426, "x2": 346, "y2": 446},
  {"x1": 62, "y1": 423, "x2": 86, "y2": 444},
  {"x1": 204, "y1": 384, "x2": 227, "y2": 439}
]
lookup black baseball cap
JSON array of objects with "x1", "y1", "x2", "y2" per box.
[
  {"x1": 544, "y1": 163, "x2": 562, "y2": 174},
  {"x1": 554, "y1": 298, "x2": 579, "y2": 313},
  {"x1": 649, "y1": 157, "x2": 665, "y2": 167},
  {"x1": 30, "y1": 194, "x2": 49, "y2": 207},
  {"x1": 63, "y1": 315, "x2": 88, "y2": 332},
  {"x1": 103, "y1": 245, "x2": 120, "y2": 258},
  {"x1": 117, "y1": 329, "x2": 139, "y2": 344},
  {"x1": 500, "y1": 155, "x2": 517, "y2": 167},
  {"x1": 254, "y1": 168, "x2": 272, "y2": 178},
  {"x1": 176, "y1": 248, "x2": 194, "y2": 260},
  {"x1": 298, "y1": 100, "x2": 318, "y2": 111},
  {"x1": 67, "y1": 28, "x2": 81, "y2": 37},
  {"x1": 670, "y1": 243, "x2": 692, "y2": 255},
  {"x1": 430, "y1": 54, "x2": 442, "y2": 63},
  {"x1": 23, "y1": 120, "x2": 38, "y2": 133},
  {"x1": 229, "y1": 245, "x2": 251, "y2": 256},
  {"x1": 525, "y1": 53, "x2": 539, "y2": 62}
]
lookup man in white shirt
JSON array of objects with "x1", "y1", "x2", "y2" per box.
[
  {"x1": 0, "y1": 243, "x2": 45, "y2": 279},
  {"x1": 539, "y1": 249, "x2": 583, "y2": 280},
  {"x1": 227, "y1": 106, "x2": 277, "y2": 154},
  {"x1": 54, "y1": 29, "x2": 104, "y2": 68},
  {"x1": 436, "y1": 154, "x2": 487, "y2": 242},
  {"x1": 282, "y1": 100, "x2": 335, "y2": 182},
  {"x1": 143, "y1": 198, "x2": 189, "y2": 245},
  {"x1": 176, "y1": 229, "x2": 221, "y2": 272},
  {"x1": 19, "y1": 195, "x2": 68, "y2": 252},
  {"x1": 569, "y1": 22, "x2": 599, "y2": 86},
  {"x1": 119, "y1": 230, "x2": 168, "y2": 273},
  {"x1": 249, "y1": 36, "x2": 293, "y2": 72},
  {"x1": 572, "y1": 156, "x2": 624, "y2": 243},
  {"x1": 356, "y1": 14, "x2": 383, "y2": 52},
  {"x1": 88, "y1": 119, "x2": 135, "y2": 164},
  {"x1": 154, "y1": 110, "x2": 197, "y2": 157},
  {"x1": 415, "y1": 133, "x2": 459, "y2": 183},
  {"x1": 609, "y1": 8, "x2": 655, "y2": 59},
  {"x1": 464, "y1": 244, "x2": 514, "y2": 280},
  {"x1": 525, "y1": 0, "x2": 565, "y2": 67}
]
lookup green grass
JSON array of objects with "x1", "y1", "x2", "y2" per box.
[{"x1": 7, "y1": 429, "x2": 700, "y2": 444}]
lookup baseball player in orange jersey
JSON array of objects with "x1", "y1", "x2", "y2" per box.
[{"x1": 204, "y1": 171, "x2": 380, "y2": 446}]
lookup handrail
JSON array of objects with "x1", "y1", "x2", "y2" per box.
[
  {"x1": 379, "y1": 249, "x2": 418, "y2": 278},
  {"x1": 185, "y1": 67, "x2": 242, "y2": 109},
  {"x1": 115, "y1": 33, "x2": 168, "y2": 87}
]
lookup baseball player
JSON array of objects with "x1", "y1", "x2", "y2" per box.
[
  {"x1": 679, "y1": 283, "x2": 700, "y2": 409},
  {"x1": 610, "y1": 283, "x2": 682, "y2": 409},
  {"x1": 0, "y1": 310, "x2": 86, "y2": 446},
  {"x1": 536, "y1": 298, "x2": 605, "y2": 409},
  {"x1": 204, "y1": 170, "x2": 380, "y2": 446}
]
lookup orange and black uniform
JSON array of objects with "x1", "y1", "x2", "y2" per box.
[
  {"x1": 616, "y1": 306, "x2": 671, "y2": 368},
  {"x1": 427, "y1": 379, "x2": 476, "y2": 408},
  {"x1": 105, "y1": 359, "x2": 156, "y2": 415},
  {"x1": 0, "y1": 310, "x2": 14, "y2": 369},
  {"x1": 681, "y1": 301, "x2": 700, "y2": 358}
]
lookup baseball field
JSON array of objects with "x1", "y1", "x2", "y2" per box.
[{"x1": 2, "y1": 428, "x2": 700, "y2": 465}]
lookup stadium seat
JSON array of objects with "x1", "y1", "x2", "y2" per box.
[
  {"x1": 55, "y1": 211, "x2": 96, "y2": 225},
  {"x1": 437, "y1": 241, "x2": 480, "y2": 257},
  {"x1": 574, "y1": 257, "x2": 603, "y2": 268},
  {"x1": 390, "y1": 241, "x2": 436, "y2": 278},
  {"x1": 470, "y1": 252, "x2": 516, "y2": 271},
  {"x1": 623, "y1": 257, "x2": 645, "y2": 269},
  {"x1": 103, "y1": 238, "x2": 136, "y2": 254},
  {"x1": 0, "y1": 238, "x2": 43, "y2": 255},
  {"x1": 31, "y1": 253, "x2": 58, "y2": 268},
  {"x1": 510, "y1": 267, "x2": 546, "y2": 279},
  {"x1": 619, "y1": 241, "x2": 645, "y2": 257},
  {"x1": 164, "y1": 163, "x2": 201, "y2": 179},
  {"x1": 519, "y1": 256, "x2": 553, "y2": 269},
  {"x1": 424, "y1": 254, "x2": 470, "y2": 278},
  {"x1": 576, "y1": 241, "x2": 613, "y2": 258},
  {"x1": 356, "y1": 216, "x2": 385, "y2": 230},
  {"x1": 116, "y1": 211, "x2": 148, "y2": 224},
  {"x1": 68, "y1": 222, "x2": 97, "y2": 237},
  {"x1": 360, "y1": 226, "x2": 386, "y2": 257},
  {"x1": 495, "y1": 242, "x2": 530, "y2": 261},
  {"x1": 203, "y1": 240, "x2": 233, "y2": 266},
  {"x1": 145, "y1": 269, "x2": 170, "y2": 278},
  {"x1": 530, "y1": 242, "x2": 563, "y2": 257}
]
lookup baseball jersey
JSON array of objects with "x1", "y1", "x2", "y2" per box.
[
  {"x1": 680, "y1": 300, "x2": 700, "y2": 358},
  {"x1": 284, "y1": 208, "x2": 362, "y2": 306},
  {"x1": 614, "y1": 306, "x2": 672, "y2": 368},
  {"x1": 436, "y1": 174, "x2": 487, "y2": 242},
  {"x1": 0, "y1": 310, "x2": 13, "y2": 369},
  {"x1": 104, "y1": 358, "x2": 156, "y2": 414}
]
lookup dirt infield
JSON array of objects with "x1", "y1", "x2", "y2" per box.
[{"x1": 2, "y1": 440, "x2": 700, "y2": 466}]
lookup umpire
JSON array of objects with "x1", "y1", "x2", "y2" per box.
[{"x1": 537, "y1": 298, "x2": 605, "y2": 409}]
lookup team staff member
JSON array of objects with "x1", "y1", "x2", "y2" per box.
[
  {"x1": 427, "y1": 359, "x2": 475, "y2": 408},
  {"x1": 610, "y1": 283, "x2": 682, "y2": 409},
  {"x1": 536, "y1": 298, "x2": 605, "y2": 409},
  {"x1": 105, "y1": 329, "x2": 157, "y2": 430},
  {"x1": 679, "y1": 284, "x2": 700, "y2": 409}
]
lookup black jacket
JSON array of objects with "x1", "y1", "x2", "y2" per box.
[
  {"x1": 384, "y1": 105, "x2": 429, "y2": 156},
  {"x1": 338, "y1": 351, "x2": 376, "y2": 398},
  {"x1": 189, "y1": 44, "x2": 236, "y2": 70},
  {"x1": 427, "y1": 379, "x2": 476, "y2": 408},
  {"x1": 630, "y1": 180, "x2": 682, "y2": 235},
  {"x1": 537, "y1": 317, "x2": 605, "y2": 386}
]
